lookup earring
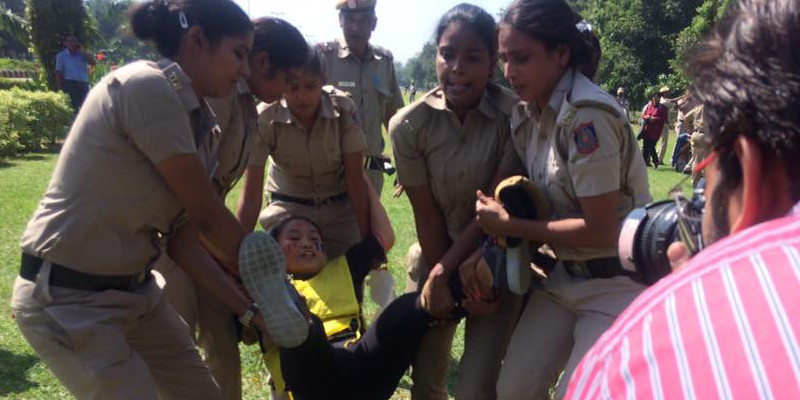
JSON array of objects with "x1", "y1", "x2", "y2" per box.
[{"x1": 179, "y1": 11, "x2": 189, "y2": 29}]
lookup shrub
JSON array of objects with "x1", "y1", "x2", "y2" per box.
[
  {"x1": 0, "y1": 88, "x2": 73, "y2": 157},
  {"x1": 0, "y1": 77, "x2": 29, "y2": 90}
]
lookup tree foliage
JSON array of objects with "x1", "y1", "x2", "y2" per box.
[
  {"x1": 84, "y1": 0, "x2": 157, "y2": 64},
  {"x1": 26, "y1": 0, "x2": 87, "y2": 90}
]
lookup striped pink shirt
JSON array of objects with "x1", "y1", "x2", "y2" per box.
[{"x1": 565, "y1": 201, "x2": 800, "y2": 400}]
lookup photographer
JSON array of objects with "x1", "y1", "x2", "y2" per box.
[{"x1": 565, "y1": 0, "x2": 800, "y2": 398}]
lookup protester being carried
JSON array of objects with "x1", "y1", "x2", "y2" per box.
[{"x1": 239, "y1": 180, "x2": 453, "y2": 400}]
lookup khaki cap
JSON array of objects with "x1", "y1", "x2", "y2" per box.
[{"x1": 336, "y1": 0, "x2": 376, "y2": 10}]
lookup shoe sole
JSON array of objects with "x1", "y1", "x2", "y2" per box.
[
  {"x1": 239, "y1": 231, "x2": 308, "y2": 348},
  {"x1": 506, "y1": 243, "x2": 533, "y2": 296}
]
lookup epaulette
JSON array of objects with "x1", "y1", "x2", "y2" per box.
[{"x1": 372, "y1": 44, "x2": 394, "y2": 60}]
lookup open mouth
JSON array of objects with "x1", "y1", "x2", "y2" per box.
[{"x1": 446, "y1": 82, "x2": 472, "y2": 95}]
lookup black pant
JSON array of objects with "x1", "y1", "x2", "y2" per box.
[
  {"x1": 280, "y1": 293, "x2": 432, "y2": 400},
  {"x1": 63, "y1": 80, "x2": 89, "y2": 114},
  {"x1": 642, "y1": 137, "x2": 659, "y2": 166}
]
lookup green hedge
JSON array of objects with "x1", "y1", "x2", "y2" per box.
[
  {"x1": 0, "y1": 88, "x2": 73, "y2": 157},
  {"x1": 0, "y1": 58, "x2": 39, "y2": 72}
]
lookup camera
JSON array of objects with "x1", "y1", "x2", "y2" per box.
[{"x1": 618, "y1": 181, "x2": 706, "y2": 285}]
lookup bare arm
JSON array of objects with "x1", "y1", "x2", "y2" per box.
[
  {"x1": 476, "y1": 190, "x2": 621, "y2": 248},
  {"x1": 405, "y1": 185, "x2": 452, "y2": 271},
  {"x1": 343, "y1": 151, "x2": 370, "y2": 237},
  {"x1": 365, "y1": 174, "x2": 394, "y2": 252},
  {"x1": 237, "y1": 164, "x2": 265, "y2": 232},
  {"x1": 55, "y1": 71, "x2": 64, "y2": 91},
  {"x1": 167, "y1": 222, "x2": 268, "y2": 334},
  {"x1": 156, "y1": 154, "x2": 244, "y2": 272}
]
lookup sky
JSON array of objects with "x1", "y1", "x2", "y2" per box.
[{"x1": 232, "y1": 0, "x2": 509, "y2": 63}]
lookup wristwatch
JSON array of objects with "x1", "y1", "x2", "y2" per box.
[{"x1": 238, "y1": 303, "x2": 260, "y2": 327}]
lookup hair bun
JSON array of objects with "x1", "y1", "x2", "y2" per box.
[{"x1": 130, "y1": 1, "x2": 169, "y2": 41}]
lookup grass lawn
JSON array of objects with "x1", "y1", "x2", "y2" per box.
[{"x1": 0, "y1": 129, "x2": 690, "y2": 399}]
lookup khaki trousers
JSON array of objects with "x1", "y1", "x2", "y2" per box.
[
  {"x1": 260, "y1": 198, "x2": 396, "y2": 314},
  {"x1": 154, "y1": 255, "x2": 242, "y2": 400},
  {"x1": 11, "y1": 268, "x2": 221, "y2": 400},
  {"x1": 658, "y1": 125, "x2": 670, "y2": 163},
  {"x1": 404, "y1": 243, "x2": 522, "y2": 400},
  {"x1": 496, "y1": 263, "x2": 644, "y2": 400}
]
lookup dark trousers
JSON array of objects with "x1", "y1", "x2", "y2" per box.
[
  {"x1": 63, "y1": 80, "x2": 89, "y2": 114},
  {"x1": 642, "y1": 138, "x2": 659, "y2": 166},
  {"x1": 281, "y1": 293, "x2": 432, "y2": 400}
]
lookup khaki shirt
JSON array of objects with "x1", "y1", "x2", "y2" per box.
[
  {"x1": 20, "y1": 60, "x2": 215, "y2": 276},
  {"x1": 511, "y1": 70, "x2": 651, "y2": 260},
  {"x1": 390, "y1": 83, "x2": 522, "y2": 240},
  {"x1": 206, "y1": 79, "x2": 261, "y2": 196},
  {"x1": 683, "y1": 104, "x2": 706, "y2": 135},
  {"x1": 320, "y1": 38, "x2": 404, "y2": 157},
  {"x1": 253, "y1": 87, "x2": 366, "y2": 199}
]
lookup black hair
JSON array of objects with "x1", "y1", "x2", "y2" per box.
[
  {"x1": 689, "y1": 0, "x2": 800, "y2": 201},
  {"x1": 297, "y1": 45, "x2": 325, "y2": 79},
  {"x1": 268, "y1": 215, "x2": 322, "y2": 241},
  {"x1": 252, "y1": 17, "x2": 308, "y2": 76},
  {"x1": 129, "y1": 0, "x2": 253, "y2": 58},
  {"x1": 435, "y1": 3, "x2": 498, "y2": 58},
  {"x1": 502, "y1": 0, "x2": 596, "y2": 75},
  {"x1": 580, "y1": 28, "x2": 601, "y2": 80}
]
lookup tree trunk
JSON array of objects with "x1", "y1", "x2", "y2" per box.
[{"x1": 26, "y1": 0, "x2": 86, "y2": 90}]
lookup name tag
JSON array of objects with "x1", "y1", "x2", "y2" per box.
[{"x1": 338, "y1": 81, "x2": 356, "y2": 88}]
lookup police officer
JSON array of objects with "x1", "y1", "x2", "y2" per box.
[
  {"x1": 254, "y1": 48, "x2": 370, "y2": 261},
  {"x1": 10, "y1": 1, "x2": 265, "y2": 399},
  {"x1": 154, "y1": 17, "x2": 308, "y2": 400},
  {"x1": 391, "y1": 5, "x2": 525, "y2": 400},
  {"x1": 319, "y1": 0, "x2": 404, "y2": 313},
  {"x1": 476, "y1": 1, "x2": 651, "y2": 398}
]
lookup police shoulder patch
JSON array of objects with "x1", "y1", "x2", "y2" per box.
[{"x1": 573, "y1": 122, "x2": 600, "y2": 155}]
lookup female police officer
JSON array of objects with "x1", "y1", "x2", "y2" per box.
[
  {"x1": 154, "y1": 17, "x2": 308, "y2": 400},
  {"x1": 474, "y1": 0, "x2": 651, "y2": 398},
  {"x1": 11, "y1": 1, "x2": 264, "y2": 398}
]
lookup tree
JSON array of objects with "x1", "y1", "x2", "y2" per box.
[
  {"x1": 581, "y1": 0, "x2": 703, "y2": 106},
  {"x1": 403, "y1": 41, "x2": 437, "y2": 90},
  {"x1": 26, "y1": 0, "x2": 87, "y2": 90},
  {"x1": 84, "y1": 0, "x2": 156, "y2": 64},
  {"x1": 668, "y1": 0, "x2": 734, "y2": 89},
  {"x1": 0, "y1": 3, "x2": 27, "y2": 46}
]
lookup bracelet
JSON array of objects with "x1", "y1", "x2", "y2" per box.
[{"x1": 238, "y1": 303, "x2": 260, "y2": 327}]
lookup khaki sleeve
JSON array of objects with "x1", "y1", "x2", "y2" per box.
[
  {"x1": 250, "y1": 104, "x2": 276, "y2": 166},
  {"x1": 338, "y1": 97, "x2": 367, "y2": 155},
  {"x1": 389, "y1": 114, "x2": 428, "y2": 186},
  {"x1": 383, "y1": 61, "x2": 405, "y2": 128},
  {"x1": 498, "y1": 120, "x2": 526, "y2": 175},
  {"x1": 245, "y1": 111, "x2": 262, "y2": 167},
  {"x1": 566, "y1": 108, "x2": 622, "y2": 197},
  {"x1": 120, "y1": 73, "x2": 196, "y2": 164}
]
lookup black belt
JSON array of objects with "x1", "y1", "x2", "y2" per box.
[
  {"x1": 20, "y1": 253, "x2": 151, "y2": 292},
  {"x1": 269, "y1": 191, "x2": 348, "y2": 207},
  {"x1": 531, "y1": 252, "x2": 640, "y2": 282}
]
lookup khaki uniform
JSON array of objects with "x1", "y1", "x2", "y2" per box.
[
  {"x1": 684, "y1": 105, "x2": 708, "y2": 183},
  {"x1": 254, "y1": 87, "x2": 365, "y2": 258},
  {"x1": 319, "y1": 38, "x2": 404, "y2": 193},
  {"x1": 390, "y1": 83, "x2": 525, "y2": 400},
  {"x1": 497, "y1": 70, "x2": 649, "y2": 400},
  {"x1": 12, "y1": 60, "x2": 221, "y2": 399},
  {"x1": 155, "y1": 79, "x2": 263, "y2": 400}
]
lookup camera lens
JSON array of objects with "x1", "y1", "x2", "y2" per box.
[{"x1": 619, "y1": 200, "x2": 680, "y2": 285}]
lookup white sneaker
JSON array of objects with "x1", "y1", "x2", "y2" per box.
[{"x1": 239, "y1": 231, "x2": 308, "y2": 348}]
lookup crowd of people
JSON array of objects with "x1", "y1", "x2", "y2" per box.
[{"x1": 10, "y1": 0, "x2": 800, "y2": 399}]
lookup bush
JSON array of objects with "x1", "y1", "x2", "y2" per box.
[
  {"x1": 0, "y1": 88, "x2": 73, "y2": 157},
  {"x1": 0, "y1": 58, "x2": 39, "y2": 72},
  {"x1": 0, "y1": 77, "x2": 29, "y2": 90}
]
